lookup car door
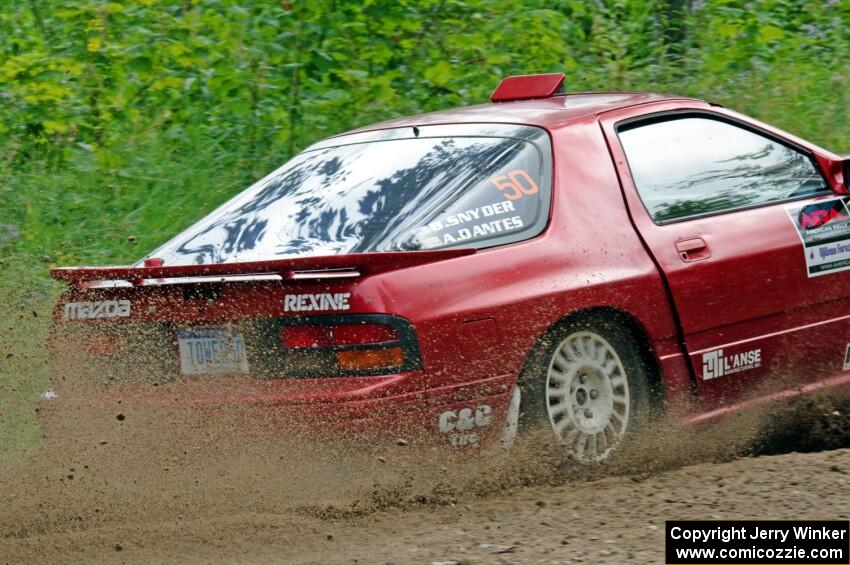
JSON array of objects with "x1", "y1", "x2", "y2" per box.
[{"x1": 600, "y1": 105, "x2": 850, "y2": 408}]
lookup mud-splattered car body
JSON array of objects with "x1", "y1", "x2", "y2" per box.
[{"x1": 49, "y1": 73, "x2": 850, "y2": 451}]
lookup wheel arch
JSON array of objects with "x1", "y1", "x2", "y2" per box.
[{"x1": 517, "y1": 306, "x2": 667, "y2": 413}]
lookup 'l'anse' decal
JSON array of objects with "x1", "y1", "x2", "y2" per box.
[{"x1": 702, "y1": 348, "x2": 762, "y2": 380}]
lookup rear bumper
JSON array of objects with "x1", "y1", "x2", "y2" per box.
[{"x1": 39, "y1": 372, "x2": 517, "y2": 449}]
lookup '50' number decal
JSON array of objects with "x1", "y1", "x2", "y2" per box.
[{"x1": 490, "y1": 169, "x2": 539, "y2": 201}]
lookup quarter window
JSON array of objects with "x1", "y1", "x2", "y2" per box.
[{"x1": 618, "y1": 116, "x2": 828, "y2": 224}]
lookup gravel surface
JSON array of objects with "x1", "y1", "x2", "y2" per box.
[{"x1": 2, "y1": 431, "x2": 849, "y2": 565}]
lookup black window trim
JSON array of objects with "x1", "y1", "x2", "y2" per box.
[{"x1": 614, "y1": 109, "x2": 833, "y2": 226}]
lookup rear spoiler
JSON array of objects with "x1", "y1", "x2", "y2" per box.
[{"x1": 51, "y1": 249, "x2": 476, "y2": 289}]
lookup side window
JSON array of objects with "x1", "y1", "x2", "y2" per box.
[{"x1": 618, "y1": 116, "x2": 828, "y2": 224}]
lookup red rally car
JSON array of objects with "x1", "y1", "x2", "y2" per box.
[{"x1": 48, "y1": 73, "x2": 850, "y2": 463}]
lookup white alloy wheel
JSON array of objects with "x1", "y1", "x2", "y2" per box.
[{"x1": 545, "y1": 331, "x2": 630, "y2": 463}]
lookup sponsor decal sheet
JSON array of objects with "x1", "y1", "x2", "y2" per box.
[{"x1": 787, "y1": 196, "x2": 850, "y2": 277}]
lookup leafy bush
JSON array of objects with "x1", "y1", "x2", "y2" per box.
[{"x1": 0, "y1": 0, "x2": 848, "y2": 272}]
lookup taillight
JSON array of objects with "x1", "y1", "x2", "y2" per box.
[
  {"x1": 276, "y1": 316, "x2": 419, "y2": 376},
  {"x1": 280, "y1": 323, "x2": 397, "y2": 349},
  {"x1": 331, "y1": 323, "x2": 398, "y2": 346},
  {"x1": 281, "y1": 325, "x2": 333, "y2": 348}
]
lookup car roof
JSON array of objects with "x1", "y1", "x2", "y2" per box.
[{"x1": 340, "y1": 92, "x2": 704, "y2": 136}]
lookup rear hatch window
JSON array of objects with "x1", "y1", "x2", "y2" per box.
[{"x1": 148, "y1": 124, "x2": 552, "y2": 265}]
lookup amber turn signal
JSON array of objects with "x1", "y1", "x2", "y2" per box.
[{"x1": 337, "y1": 347, "x2": 404, "y2": 371}]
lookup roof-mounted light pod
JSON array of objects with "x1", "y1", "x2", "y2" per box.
[{"x1": 490, "y1": 72, "x2": 565, "y2": 103}]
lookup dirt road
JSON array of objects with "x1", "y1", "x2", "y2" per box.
[
  {"x1": 5, "y1": 256, "x2": 850, "y2": 565},
  {"x1": 3, "y1": 426, "x2": 850, "y2": 565}
]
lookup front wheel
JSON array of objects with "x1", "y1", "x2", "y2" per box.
[{"x1": 517, "y1": 314, "x2": 654, "y2": 464}]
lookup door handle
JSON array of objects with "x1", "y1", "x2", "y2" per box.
[{"x1": 675, "y1": 237, "x2": 710, "y2": 262}]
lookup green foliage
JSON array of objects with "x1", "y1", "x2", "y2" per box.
[{"x1": 0, "y1": 0, "x2": 849, "y2": 274}]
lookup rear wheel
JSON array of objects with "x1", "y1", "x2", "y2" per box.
[{"x1": 517, "y1": 313, "x2": 654, "y2": 464}]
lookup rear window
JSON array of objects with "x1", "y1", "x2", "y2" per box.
[{"x1": 148, "y1": 124, "x2": 552, "y2": 265}]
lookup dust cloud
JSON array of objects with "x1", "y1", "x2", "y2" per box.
[{"x1": 3, "y1": 288, "x2": 850, "y2": 564}]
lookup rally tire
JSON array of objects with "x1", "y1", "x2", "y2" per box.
[{"x1": 517, "y1": 312, "x2": 653, "y2": 464}]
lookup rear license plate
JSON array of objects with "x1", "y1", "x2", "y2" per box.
[{"x1": 178, "y1": 327, "x2": 249, "y2": 376}]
